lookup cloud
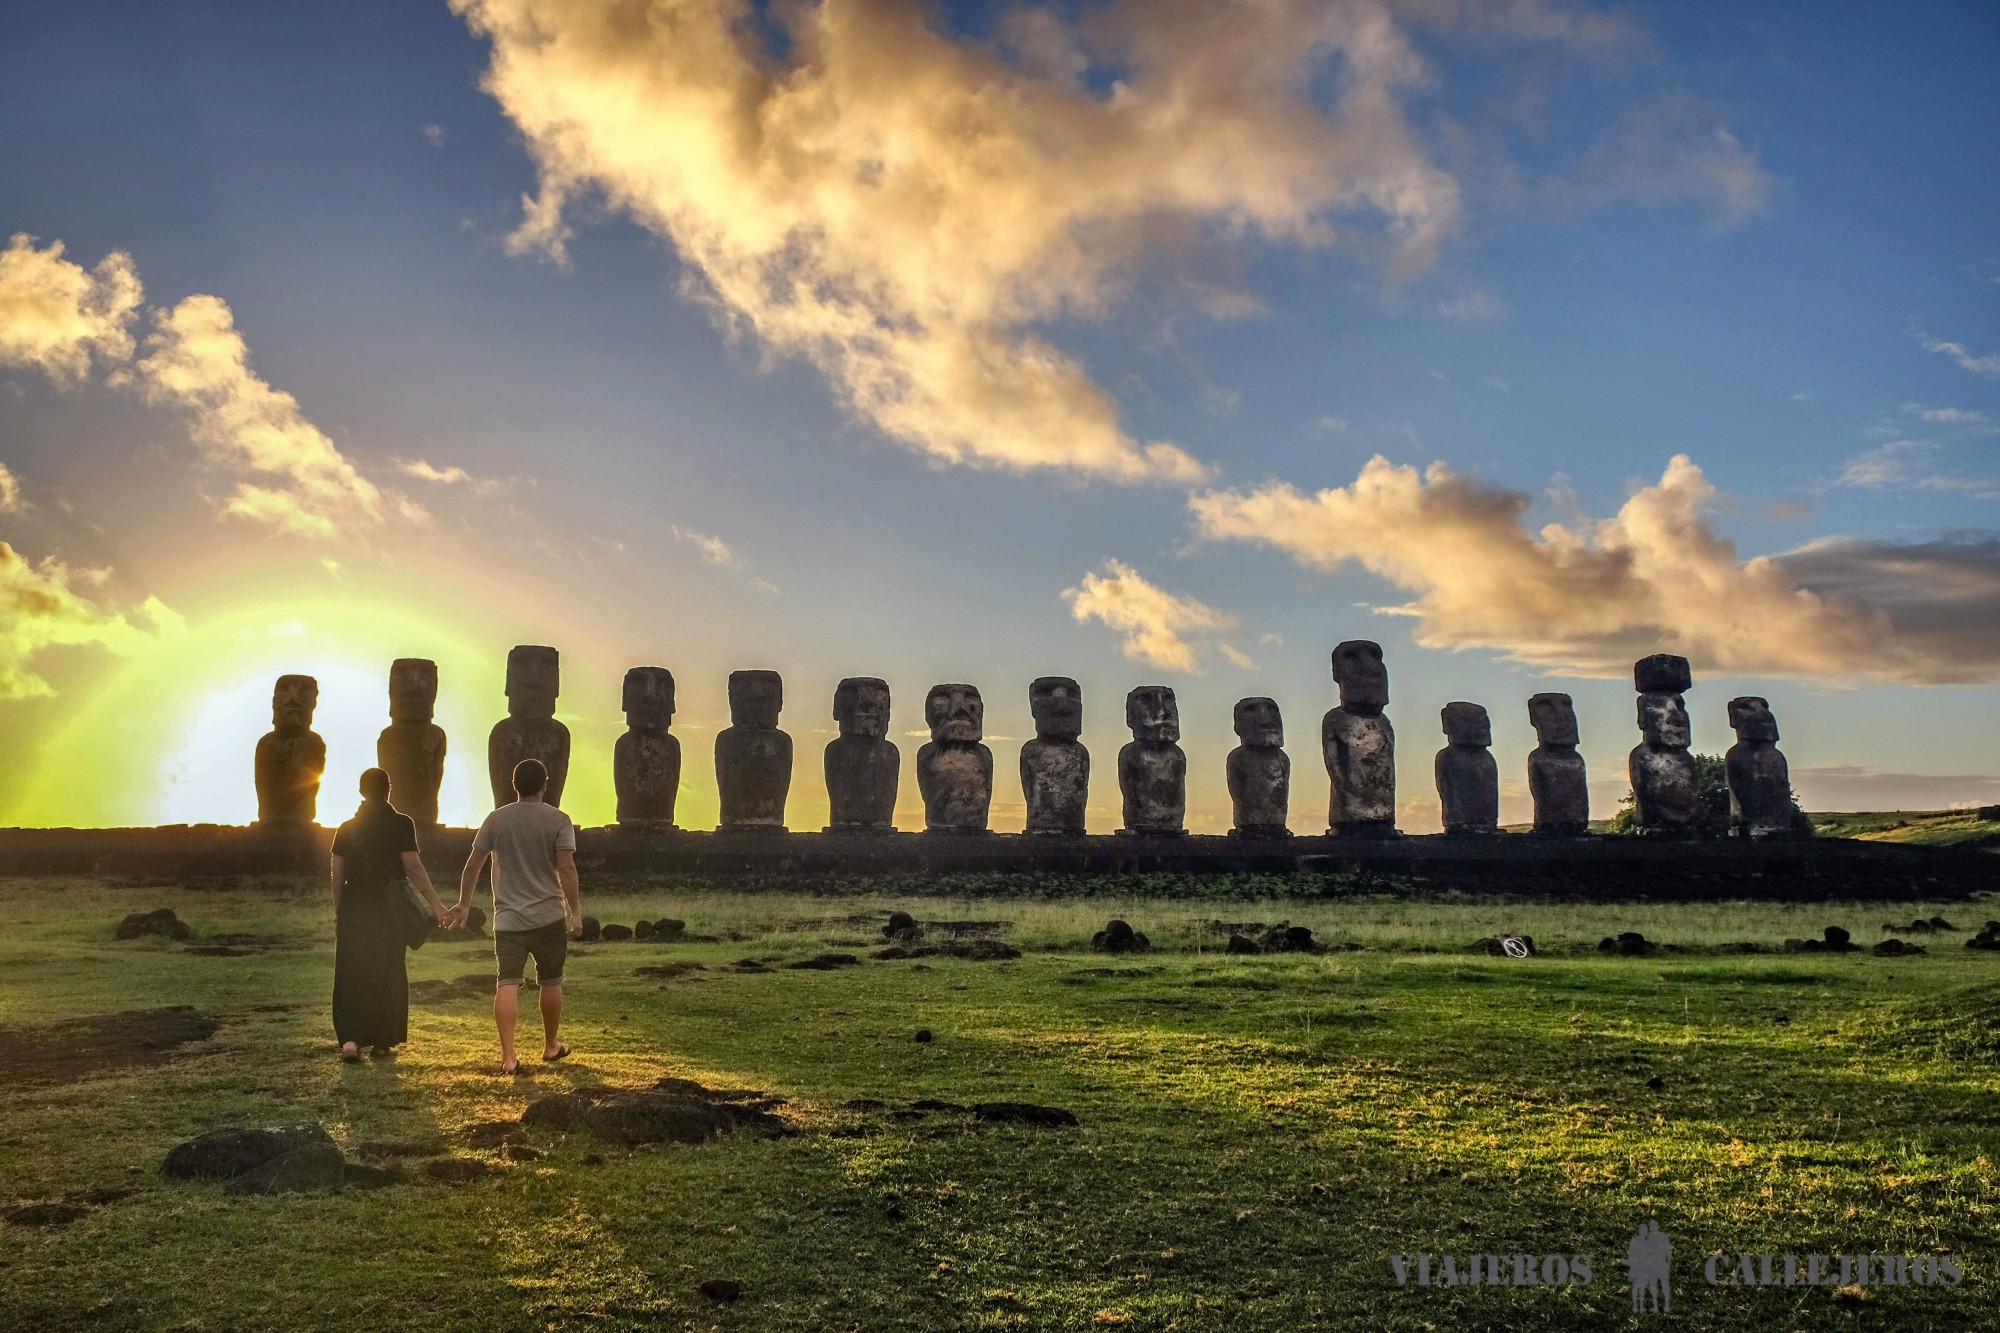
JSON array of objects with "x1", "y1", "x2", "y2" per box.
[
  {"x1": 423, "y1": 123, "x2": 448, "y2": 148},
  {"x1": 1835, "y1": 439, "x2": 1999, "y2": 499},
  {"x1": 393, "y1": 455, "x2": 515, "y2": 496},
  {"x1": 0, "y1": 234, "x2": 143, "y2": 386},
  {"x1": 1903, "y1": 402, "x2": 1996, "y2": 434},
  {"x1": 133, "y1": 295, "x2": 404, "y2": 537},
  {"x1": 0, "y1": 539, "x2": 183, "y2": 699},
  {"x1": 1062, "y1": 559, "x2": 1244, "y2": 673},
  {"x1": 1926, "y1": 339, "x2": 2000, "y2": 380},
  {"x1": 0, "y1": 462, "x2": 21, "y2": 512},
  {"x1": 1440, "y1": 286, "x2": 1510, "y2": 325},
  {"x1": 1312, "y1": 416, "x2": 1350, "y2": 437},
  {"x1": 672, "y1": 525, "x2": 739, "y2": 567},
  {"x1": 1562, "y1": 96, "x2": 1776, "y2": 230},
  {"x1": 1789, "y1": 763, "x2": 2000, "y2": 813},
  {"x1": 451, "y1": 0, "x2": 1488, "y2": 484},
  {"x1": 1189, "y1": 453, "x2": 2000, "y2": 684}
]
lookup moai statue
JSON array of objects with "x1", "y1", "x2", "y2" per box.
[
  {"x1": 1119, "y1": 685, "x2": 1187, "y2": 835},
  {"x1": 715, "y1": 670, "x2": 791, "y2": 832},
  {"x1": 614, "y1": 666, "x2": 680, "y2": 828},
  {"x1": 1435, "y1": 702, "x2": 1499, "y2": 835},
  {"x1": 1323, "y1": 640, "x2": 1396, "y2": 837},
  {"x1": 1629, "y1": 653, "x2": 1697, "y2": 837},
  {"x1": 1226, "y1": 697, "x2": 1291, "y2": 837},
  {"x1": 916, "y1": 683, "x2": 992, "y2": 833},
  {"x1": 824, "y1": 677, "x2": 899, "y2": 832},
  {"x1": 256, "y1": 674, "x2": 326, "y2": 826},
  {"x1": 1726, "y1": 696, "x2": 1800, "y2": 838},
  {"x1": 377, "y1": 658, "x2": 446, "y2": 825},
  {"x1": 1526, "y1": 692, "x2": 1589, "y2": 836},
  {"x1": 1021, "y1": 676, "x2": 1088, "y2": 834},
  {"x1": 488, "y1": 645, "x2": 570, "y2": 808}
]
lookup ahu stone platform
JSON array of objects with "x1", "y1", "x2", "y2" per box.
[{"x1": 0, "y1": 825, "x2": 1992, "y2": 900}]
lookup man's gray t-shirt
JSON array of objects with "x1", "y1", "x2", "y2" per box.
[{"x1": 471, "y1": 800, "x2": 576, "y2": 932}]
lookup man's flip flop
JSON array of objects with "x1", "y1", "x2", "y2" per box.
[
  {"x1": 499, "y1": 1059, "x2": 522, "y2": 1076},
  {"x1": 542, "y1": 1042, "x2": 572, "y2": 1063}
]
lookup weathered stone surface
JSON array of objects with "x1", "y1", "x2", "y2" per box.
[
  {"x1": 224, "y1": 1143, "x2": 349, "y2": 1195},
  {"x1": 615, "y1": 666, "x2": 681, "y2": 828},
  {"x1": 521, "y1": 1080, "x2": 790, "y2": 1146},
  {"x1": 1527, "y1": 692, "x2": 1589, "y2": 836},
  {"x1": 1119, "y1": 686, "x2": 1187, "y2": 835},
  {"x1": 1630, "y1": 669, "x2": 1697, "y2": 837},
  {"x1": 1634, "y1": 653, "x2": 1693, "y2": 695},
  {"x1": 1435, "y1": 702, "x2": 1499, "y2": 835},
  {"x1": 116, "y1": 907, "x2": 190, "y2": 940},
  {"x1": 1227, "y1": 697, "x2": 1291, "y2": 837},
  {"x1": 1323, "y1": 641, "x2": 1396, "y2": 836},
  {"x1": 716, "y1": 670, "x2": 792, "y2": 832},
  {"x1": 488, "y1": 646, "x2": 570, "y2": 808},
  {"x1": 1726, "y1": 696, "x2": 1801, "y2": 839},
  {"x1": 256, "y1": 675, "x2": 325, "y2": 826},
  {"x1": 1021, "y1": 677, "x2": 1088, "y2": 834},
  {"x1": 1092, "y1": 919, "x2": 1151, "y2": 953},
  {"x1": 377, "y1": 658, "x2": 445, "y2": 825},
  {"x1": 917, "y1": 684, "x2": 992, "y2": 833},
  {"x1": 824, "y1": 677, "x2": 898, "y2": 831},
  {"x1": 163, "y1": 1123, "x2": 337, "y2": 1181}
]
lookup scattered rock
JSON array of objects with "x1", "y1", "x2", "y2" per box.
[
  {"x1": 1783, "y1": 927, "x2": 1858, "y2": 954},
  {"x1": 1645, "y1": 1076, "x2": 1665, "y2": 1091},
  {"x1": 423, "y1": 1158, "x2": 492, "y2": 1184},
  {"x1": 787, "y1": 953, "x2": 862, "y2": 970},
  {"x1": 115, "y1": 907, "x2": 191, "y2": 941},
  {"x1": 699, "y1": 1278, "x2": 743, "y2": 1302},
  {"x1": 225, "y1": 1143, "x2": 350, "y2": 1196},
  {"x1": 972, "y1": 1102, "x2": 1078, "y2": 1128},
  {"x1": 3, "y1": 1201, "x2": 89, "y2": 1227},
  {"x1": 633, "y1": 963, "x2": 707, "y2": 980},
  {"x1": 884, "y1": 911, "x2": 917, "y2": 938},
  {"x1": 1261, "y1": 924, "x2": 1317, "y2": 953},
  {"x1": 913, "y1": 1029, "x2": 933, "y2": 1044},
  {"x1": 1967, "y1": 927, "x2": 2000, "y2": 952},
  {"x1": 1092, "y1": 920, "x2": 1151, "y2": 954},
  {"x1": 1225, "y1": 934, "x2": 1261, "y2": 955},
  {"x1": 654, "y1": 918, "x2": 686, "y2": 940},
  {"x1": 1472, "y1": 935, "x2": 1536, "y2": 957},
  {"x1": 521, "y1": 1080, "x2": 791, "y2": 1147},
  {"x1": 633, "y1": 919, "x2": 655, "y2": 941},
  {"x1": 502, "y1": 1143, "x2": 543, "y2": 1162},
  {"x1": 1873, "y1": 939, "x2": 1926, "y2": 957},
  {"x1": 601, "y1": 924, "x2": 635, "y2": 942},
  {"x1": 163, "y1": 1123, "x2": 337, "y2": 1182},
  {"x1": 578, "y1": 916, "x2": 602, "y2": 943},
  {"x1": 1597, "y1": 932, "x2": 1657, "y2": 956},
  {"x1": 1824, "y1": 925, "x2": 1854, "y2": 950}
]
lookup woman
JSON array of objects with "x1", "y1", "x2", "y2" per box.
[{"x1": 329, "y1": 768, "x2": 448, "y2": 1062}]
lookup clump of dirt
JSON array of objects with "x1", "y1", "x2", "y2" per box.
[
  {"x1": 115, "y1": 908, "x2": 190, "y2": 941},
  {"x1": 521, "y1": 1078, "x2": 791, "y2": 1147},
  {"x1": 873, "y1": 939, "x2": 1020, "y2": 962},
  {"x1": 633, "y1": 962, "x2": 707, "y2": 980},
  {"x1": 0, "y1": 1008, "x2": 220, "y2": 1086},
  {"x1": 787, "y1": 953, "x2": 861, "y2": 970},
  {"x1": 409, "y1": 975, "x2": 530, "y2": 1004}
]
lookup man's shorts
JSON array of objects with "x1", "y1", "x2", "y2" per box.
[{"x1": 495, "y1": 919, "x2": 568, "y2": 989}]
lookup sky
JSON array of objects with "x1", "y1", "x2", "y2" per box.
[{"x1": 2, "y1": 0, "x2": 1998, "y2": 833}]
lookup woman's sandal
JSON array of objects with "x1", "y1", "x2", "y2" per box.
[{"x1": 339, "y1": 1044, "x2": 361, "y2": 1064}]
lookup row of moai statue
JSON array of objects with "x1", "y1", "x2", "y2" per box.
[{"x1": 252, "y1": 643, "x2": 1800, "y2": 839}]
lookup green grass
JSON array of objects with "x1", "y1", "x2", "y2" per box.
[
  {"x1": 4, "y1": 875, "x2": 2000, "y2": 1330},
  {"x1": 1808, "y1": 809, "x2": 2000, "y2": 847}
]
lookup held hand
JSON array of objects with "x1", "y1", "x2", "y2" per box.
[{"x1": 434, "y1": 906, "x2": 451, "y2": 928}]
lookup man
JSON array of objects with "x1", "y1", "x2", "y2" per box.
[{"x1": 455, "y1": 758, "x2": 582, "y2": 1075}]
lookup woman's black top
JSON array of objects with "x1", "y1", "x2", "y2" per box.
[{"x1": 331, "y1": 799, "x2": 418, "y2": 890}]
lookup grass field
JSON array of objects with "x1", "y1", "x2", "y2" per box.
[{"x1": 4, "y1": 874, "x2": 2000, "y2": 1331}]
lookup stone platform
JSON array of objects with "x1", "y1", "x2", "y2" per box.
[{"x1": 0, "y1": 824, "x2": 1992, "y2": 900}]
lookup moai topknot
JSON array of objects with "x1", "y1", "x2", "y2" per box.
[
  {"x1": 1629, "y1": 653, "x2": 1697, "y2": 837},
  {"x1": 917, "y1": 684, "x2": 992, "y2": 833},
  {"x1": 1435, "y1": 702, "x2": 1499, "y2": 835},
  {"x1": 488, "y1": 645, "x2": 570, "y2": 808},
  {"x1": 1021, "y1": 676, "x2": 1088, "y2": 834},
  {"x1": 1227, "y1": 697, "x2": 1290, "y2": 837},
  {"x1": 824, "y1": 677, "x2": 899, "y2": 832},
  {"x1": 715, "y1": 670, "x2": 791, "y2": 832},
  {"x1": 256, "y1": 674, "x2": 325, "y2": 826},
  {"x1": 614, "y1": 667, "x2": 680, "y2": 828},
  {"x1": 1323, "y1": 640, "x2": 1396, "y2": 837},
  {"x1": 1726, "y1": 696, "x2": 1801, "y2": 839},
  {"x1": 1526, "y1": 692, "x2": 1589, "y2": 836},
  {"x1": 1119, "y1": 685, "x2": 1187, "y2": 835},
  {"x1": 378, "y1": 658, "x2": 445, "y2": 825}
]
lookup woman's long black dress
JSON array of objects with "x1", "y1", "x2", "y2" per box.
[{"x1": 331, "y1": 800, "x2": 420, "y2": 1049}]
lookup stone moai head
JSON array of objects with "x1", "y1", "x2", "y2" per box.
[
  {"x1": 273, "y1": 674, "x2": 318, "y2": 732},
  {"x1": 1441, "y1": 701, "x2": 1492, "y2": 747},
  {"x1": 1634, "y1": 653, "x2": 1692, "y2": 695},
  {"x1": 1728, "y1": 695, "x2": 1779, "y2": 743},
  {"x1": 728, "y1": 670, "x2": 783, "y2": 729},
  {"x1": 1638, "y1": 692, "x2": 1691, "y2": 749},
  {"x1": 622, "y1": 666, "x2": 675, "y2": 731},
  {"x1": 1126, "y1": 685, "x2": 1180, "y2": 745},
  {"x1": 926, "y1": 683, "x2": 984, "y2": 744},
  {"x1": 388, "y1": 658, "x2": 438, "y2": 722},
  {"x1": 1528, "y1": 692, "x2": 1579, "y2": 747},
  {"x1": 1233, "y1": 696, "x2": 1283, "y2": 748},
  {"x1": 505, "y1": 645, "x2": 560, "y2": 720},
  {"x1": 1029, "y1": 676, "x2": 1083, "y2": 740},
  {"x1": 833, "y1": 677, "x2": 891, "y2": 739},
  {"x1": 1332, "y1": 640, "x2": 1389, "y2": 710}
]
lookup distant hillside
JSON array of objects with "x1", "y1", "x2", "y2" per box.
[{"x1": 1807, "y1": 809, "x2": 2000, "y2": 848}]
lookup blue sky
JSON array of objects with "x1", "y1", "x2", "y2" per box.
[{"x1": 2, "y1": 0, "x2": 1998, "y2": 830}]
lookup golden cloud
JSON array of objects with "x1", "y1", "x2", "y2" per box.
[
  {"x1": 0, "y1": 234, "x2": 143, "y2": 386},
  {"x1": 1187, "y1": 453, "x2": 2000, "y2": 684},
  {"x1": 452, "y1": 0, "x2": 1470, "y2": 483},
  {"x1": 0, "y1": 540, "x2": 183, "y2": 700},
  {"x1": 1063, "y1": 558, "x2": 1244, "y2": 673}
]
